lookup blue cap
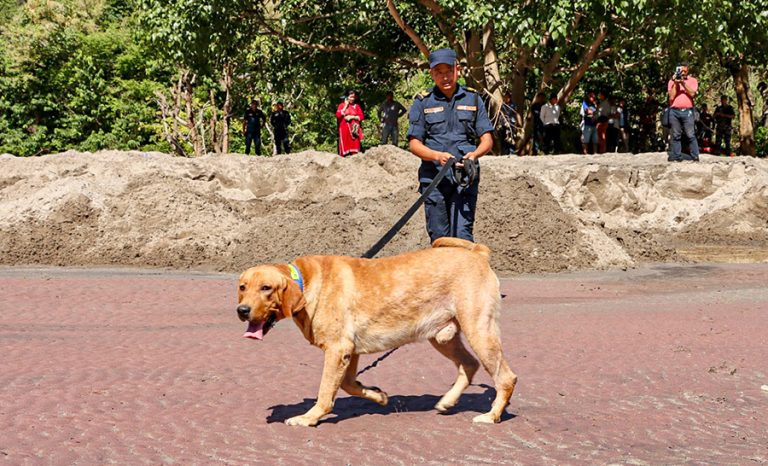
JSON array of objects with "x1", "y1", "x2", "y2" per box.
[{"x1": 428, "y1": 48, "x2": 457, "y2": 69}]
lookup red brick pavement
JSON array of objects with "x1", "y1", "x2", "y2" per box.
[{"x1": 1, "y1": 264, "x2": 767, "y2": 465}]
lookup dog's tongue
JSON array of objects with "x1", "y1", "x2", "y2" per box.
[{"x1": 243, "y1": 321, "x2": 265, "y2": 340}]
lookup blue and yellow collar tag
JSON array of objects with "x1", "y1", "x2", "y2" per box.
[{"x1": 288, "y1": 264, "x2": 304, "y2": 292}]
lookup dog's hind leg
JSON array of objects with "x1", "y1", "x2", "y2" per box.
[
  {"x1": 429, "y1": 335, "x2": 480, "y2": 413},
  {"x1": 460, "y1": 309, "x2": 517, "y2": 424},
  {"x1": 340, "y1": 354, "x2": 389, "y2": 406}
]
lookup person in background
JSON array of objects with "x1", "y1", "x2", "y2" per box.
[
  {"x1": 407, "y1": 48, "x2": 494, "y2": 242},
  {"x1": 667, "y1": 61, "x2": 699, "y2": 162},
  {"x1": 499, "y1": 91, "x2": 517, "y2": 155},
  {"x1": 243, "y1": 100, "x2": 265, "y2": 155},
  {"x1": 529, "y1": 92, "x2": 546, "y2": 155},
  {"x1": 697, "y1": 103, "x2": 714, "y2": 151},
  {"x1": 596, "y1": 90, "x2": 611, "y2": 153},
  {"x1": 638, "y1": 92, "x2": 660, "y2": 152},
  {"x1": 617, "y1": 98, "x2": 630, "y2": 153},
  {"x1": 758, "y1": 81, "x2": 768, "y2": 128},
  {"x1": 270, "y1": 102, "x2": 291, "y2": 154},
  {"x1": 336, "y1": 90, "x2": 365, "y2": 157},
  {"x1": 713, "y1": 95, "x2": 736, "y2": 156},
  {"x1": 540, "y1": 93, "x2": 562, "y2": 155},
  {"x1": 580, "y1": 91, "x2": 598, "y2": 154},
  {"x1": 378, "y1": 91, "x2": 407, "y2": 146}
]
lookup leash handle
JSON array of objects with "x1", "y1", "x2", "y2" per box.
[{"x1": 361, "y1": 157, "x2": 457, "y2": 259}]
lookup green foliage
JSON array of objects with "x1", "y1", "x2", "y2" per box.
[
  {"x1": 755, "y1": 126, "x2": 768, "y2": 157},
  {"x1": 1, "y1": 0, "x2": 767, "y2": 156},
  {"x1": 0, "y1": 0, "x2": 172, "y2": 155}
]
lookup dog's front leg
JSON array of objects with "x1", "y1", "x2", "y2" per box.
[{"x1": 285, "y1": 345, "x2": 352, "y2": 427}]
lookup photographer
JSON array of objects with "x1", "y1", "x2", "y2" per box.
[{"x1": 667, "y1": 62, "x2": 699, "y2": 162}]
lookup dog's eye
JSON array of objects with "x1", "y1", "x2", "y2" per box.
[
  {"x1": 261, "y1": 285, "x2": 272, "y2": 292},
  {"x1": 239, "y1": 284, "x2": 246, "y2": 291}
]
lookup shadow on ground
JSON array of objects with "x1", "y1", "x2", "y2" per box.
[{"x1": 266, "y1": 384, "x2": 516, "y2": 424}]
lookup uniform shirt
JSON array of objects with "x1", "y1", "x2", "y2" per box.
[
  {"x1": 540, "y1": 103, "x2": 561, "y2": 126},
  {"x1": 667, "y1": 77, "x2": 699, "y2": 108},
  {"x1": 407, "y1": 85, "x2": 494, "y2": 183},
  {"x1": 244, "y1": 108, "x2": 265, "y2": 133},
  {"x1": 378, "y1": 100, "x2": 407, "y2": 126},
  {"x1": 270, "y1": 110, "x2": 291, "y2": 135}
]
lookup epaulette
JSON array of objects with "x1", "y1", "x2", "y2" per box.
[
  {"x1": 414, "y1": 90, "x2": 432, "y2": 100},
  {"x1": 465, "y1": 86, "x2": 477, "y2": 93}
]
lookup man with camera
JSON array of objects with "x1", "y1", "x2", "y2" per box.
[{"x1": 667, "y1": 62, "x2": 699, "y2": 162}]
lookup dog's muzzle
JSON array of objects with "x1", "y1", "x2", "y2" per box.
[{"x1": 237, "y1": 304, "x2": 251, "y2": 321}]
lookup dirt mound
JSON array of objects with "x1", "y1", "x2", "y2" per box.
[{"x1": 1, "y1": 148, "x2": 767, "y2": 275}]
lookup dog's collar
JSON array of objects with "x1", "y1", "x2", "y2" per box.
[{"x1": 288, "y1": 263, "x2": 304, "y2": 292}]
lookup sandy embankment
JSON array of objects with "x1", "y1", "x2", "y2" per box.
[{"x1": 1, "y1": 147, "x2": 767, "y2": 275}]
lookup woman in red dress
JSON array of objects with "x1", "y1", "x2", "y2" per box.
[{"x1": 336, "y1": 91, "x2": 365, "y2": 157}]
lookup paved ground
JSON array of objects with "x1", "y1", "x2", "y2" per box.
[{"x1": 1, "y1": 264, "x2": 767, "y2": 465}]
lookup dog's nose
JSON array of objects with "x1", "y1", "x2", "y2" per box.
[{"x1": 237, "y1": 305, "x2": 251, "y2": 320}]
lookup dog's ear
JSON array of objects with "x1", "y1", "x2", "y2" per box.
[{"x1": 280, "y1": 276, "x2": 306, "y2": 319}]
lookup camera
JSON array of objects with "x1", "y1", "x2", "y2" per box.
[{"x1": 674, "y1": 66, "x2": 684, "y2": 81}]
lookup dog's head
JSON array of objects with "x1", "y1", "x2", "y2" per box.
[{"x1": 237, "y1": 265, "x2": 306, "y2": 340}]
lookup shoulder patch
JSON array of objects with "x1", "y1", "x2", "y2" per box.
[{"x1": 414, "y1": 90, "x2": 432, "y2": 100}]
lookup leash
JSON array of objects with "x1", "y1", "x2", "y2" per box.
[
  {"x1": 355, "y1": 157, "x2": 457, "y2": 375},
  {"x1": 361, "y1": 157, "x2": 457, "y2": 259}
]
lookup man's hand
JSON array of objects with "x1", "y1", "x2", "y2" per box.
[{"x1": 435, "y1": 151, "x2": 455, "y2": 166}]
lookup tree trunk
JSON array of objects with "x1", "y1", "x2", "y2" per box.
[
  {"x1": 509, "y1": 47, "x2": 530, "y2": 136},
  {"x1": 730, "y1": 62, "x2": 756, "y2": 156},
  {"x1": 209, "y1": 89, "x2": 219, "y2": 154},
  {"x1": 556, "y1": 21, "x2": 608, "y2": 104},
  {"x1": 464, "y1": 30, "x2": 485, "y2": 90},
  {"x1": 220, "y1": 64, "x2": 233, "y2": 154},
  {"x1": 182, "y1": 72, "x2": 204, "y2": 157},
  {"x1": 482, "y1": 21, "x2": 503, "y2": 117}
]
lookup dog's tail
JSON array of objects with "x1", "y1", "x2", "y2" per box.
[{"x1": 431, "y1": 237, "x2": 491, "y2": 259}]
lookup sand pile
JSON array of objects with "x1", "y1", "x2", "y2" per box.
[{"x1": 1, "y1": 147, "x2": 767, "y2": 275}]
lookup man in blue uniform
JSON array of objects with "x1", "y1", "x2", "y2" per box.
[
  {"x1": 407, "y1": 48, "x2": 494, "y2": 243},
  {"x1": 243, "y1": 100, "x2": 265, "y2": 155}
]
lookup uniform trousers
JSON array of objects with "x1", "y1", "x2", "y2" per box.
[{"x1": 419, "y1": 175, "x2": 478, "y2": 243}]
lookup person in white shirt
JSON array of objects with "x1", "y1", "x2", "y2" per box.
[{"x1": 539, "y1": 93, "x2": 562, "y2": 154}]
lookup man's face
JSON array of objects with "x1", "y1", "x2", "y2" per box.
[
  {"x1": 721, "y1": 97, "x2": 727, "y2": 105},
  {"x1": 588, "y1": 93, "x2": 596, "y2": 103},
  {"x1": 250, "y1": 102, "x2": 258, "y2": 110},
  {"x1": 680, "y1": 66, "x2": 689, "y2": 77},
  {"x1": 430, "y1": 63, "x2": 459, "y2": 95},
  {"x1": 385, "y1": 93, "x2": 393, "y2": 102},
  {"x1": 503, "y1": 94, "x2": 511, "y2": 104},
  {"x1": 549, "y1": 97, "x2": 557, "y2": 105},
  {"x1": 277, "y1": 103, "x2": 284, "y2": 111}
]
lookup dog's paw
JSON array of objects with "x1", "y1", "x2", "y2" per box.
[
  {"x1": 434, "y1": 400, "x2": 454, "y2": 413},
  {"x1": 284, "y1": 415, "x2": 319, "y2": 427},
  {"x1": 472, "y1": 412, "x2": 499, "y2": 424},
  {"x1": 375, "y1": 389, "x2": 389, "y2": 406}
]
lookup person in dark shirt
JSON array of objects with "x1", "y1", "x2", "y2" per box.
[
  {"x1": 243, "y1": 100, "x2": 266, "y2": 155},
  {"x1": 697, "y1": 103, "x2": 714, "y2": 150},
  {"x1": 529, "y1": 92, "x2": 546, "y2": 155},
  {"x1": 713, "y1": 95, "x2": 736, "y2": 155},
  {"x1": 270, "y1": 102, "x2": 291, "y2": 154}
]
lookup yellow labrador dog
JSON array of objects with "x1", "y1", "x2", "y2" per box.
[{"x1": 236, "y1": 237, "x2": 517, "y2": 426}]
